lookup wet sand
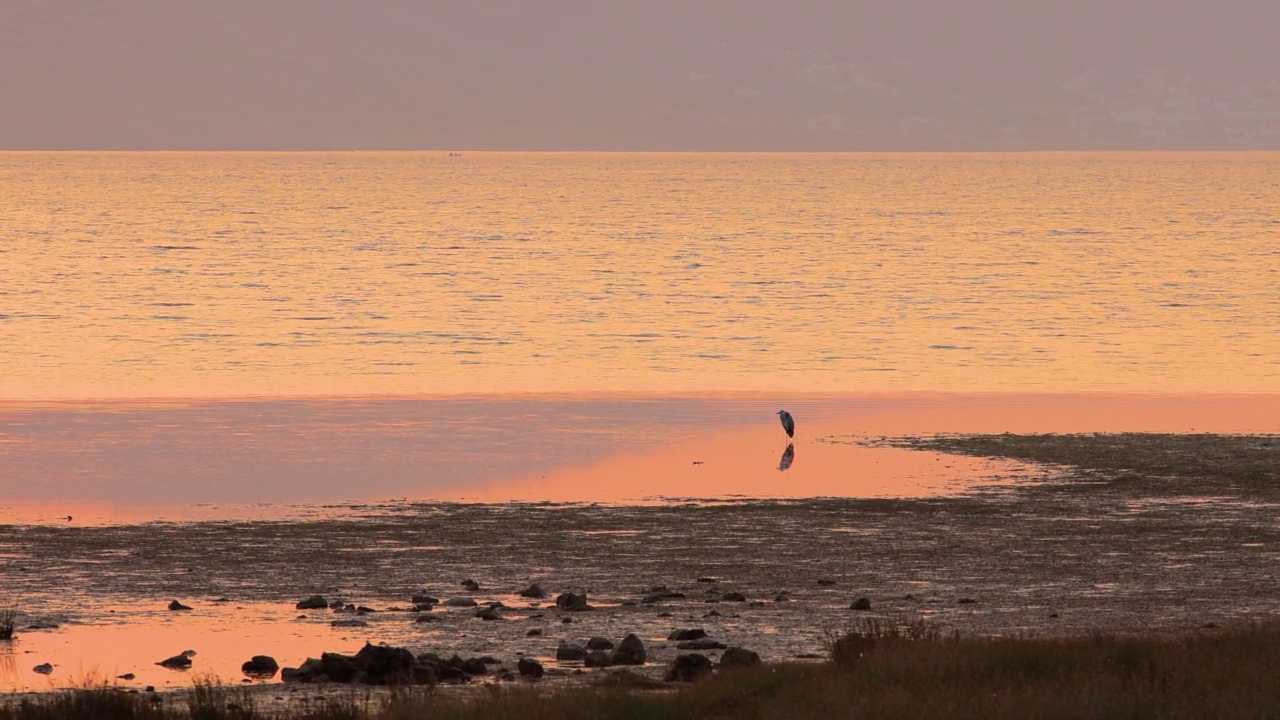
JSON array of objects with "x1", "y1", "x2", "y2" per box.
[{"x1": 2, "y1": 393, "x2": 1278, "y2": 698}]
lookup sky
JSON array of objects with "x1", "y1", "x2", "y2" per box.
[{"x1": 2, "y1": 0, "x2": 1279, "y2": 151}]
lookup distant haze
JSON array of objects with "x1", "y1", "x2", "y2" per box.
[{"x1": 3, "y1": 0, "x2": 1278, "y2": 150}]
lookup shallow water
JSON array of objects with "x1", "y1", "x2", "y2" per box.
[{"x1": 4, "y1": 152, "x2": 1279, "y2": 399}]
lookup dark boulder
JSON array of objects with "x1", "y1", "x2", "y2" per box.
[
  {"x1": 319, "y1": 652, "x2": 361, "y2": 683},
  {"x1": 475, "y1": 607, "x2": 501, "y2": 621},
  {"x1": 330, "y1": 619, "x2": 369, "y2": 627},
  {"x1": 721, "y1": 592, "x2": 747, "y2": 602},
  {"x1": 583, "y1": 650, "x2": 611, "y2": 668},
  {"x1": 444, "y1": 597, "x2": 478, "y2": 607},
  {"x1": 517, "y1": 657, "x2": 544, "y2": 679},
  {"x1": 667, "y1": 628, "x2": 707, "y2": 641},
  {"x1": 296, "y1": 595, "x2": 328, "y2": 610},
  {"x1": 610, "y1": 633, "x2": 646, "y2": 666},
  {"x1": 664, "y1": 653, "x2": 714, "y2": 682},
  {"x1": 555, "y1": 642, "x2": 587, "y2": 662},
  {"x1": 241, "y1": 655, "x2": 279, "y2": 678},
  {"x1": 411, "y1": 593, "x2": 438, "y2": 605},
  {"x1": 519, "y1": 583, "x2": 547, "y2": 598},
  {"x1": 167, "y1": 600, "x2": 192, "y2": 611},
  {"x1": 850, "y1": 597, "x2": 872, "y2": 611},
  {"x1": 461, "y1": 579, "x2": 481, "y2": 592},
  {"x1": 526, "y1": 628, "x2": 542, "y2": 636},
  {"x1": 677, "y1": 638, "x2": 726, "y2": 650},
  {"x1": 586, "y1": 636, "x2": 615, "y2": 651},
  {"x1": 355, "y1": 643, "x2": 417, "y2": 685},
  {"x1": 719, "y1": 647, "x2": 761, "y2": 669},
  {"x1": 555, "y1": 592, "x2": 591, "y2": 611},
  {"x1": 32, "y1": 663, "x2": 53, "y2": 675}
]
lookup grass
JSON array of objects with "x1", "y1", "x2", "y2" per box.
[
  {"x1": 0, "y1": 606, "x2": 16, "y2": 641},
  {"x1": 3, "y1": 621, "x2": 1278, "y2": 719}
]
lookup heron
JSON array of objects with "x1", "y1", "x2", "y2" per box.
[{"x1": 776, "y1": 410, "x2": 794, "y2": 439}]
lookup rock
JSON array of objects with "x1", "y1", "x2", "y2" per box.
[
  {"x1": 850, "y1": 597, "x2": 872, "y2": 611},
  {"x1": 562, "y1": 617, "x2": 573, "y2": 624},
  {"x1": 583, "y1": 650, "x2": 611, "y2": 667},
  {"x1": 411, "y1": 593, "x2": 438, "y2": 605},
  {"x1": 721, "y1": 592, "x2": 747, "y2": 602},
  {"x1": 677, "y1": 638, "x2": 726, "y2": 650},
  {"x1": 475, "y1": 607, "x2": 501, "y2": 621},
  {"x1": 355, "y1": 606, "x2": 377, "y2": 614},
  {"x1": 517, "y1": 657, "x2": 544, "y2": 679},
  {"x1": 295, "y1": 595, "x2": 328, "y2": 610},
  {"x1": 555, "y1": 592, "x2": 590, "y2": 611},
  {"x1": 958, "y1": 598, "x2": 977, "y2": 605},
  {"x1": 526, "y1": 628, "x2": 542, "y2": 636},
  {"x1": 280, "y1": 668, "x2": 304, "y2": 683},
  {"x1": 355, "y1": 643, "x2": 416, "y2": 685},
  {"x1": 32, "y1": 663, "x2": 53, "y2": 675},
  {"x1": 157, "y1": 653, "x2": 193, "y2": 670},
  {"x1": 319, "y1": 652, "x2": 361, "y2": 683},
  {"x1": 412, "y1": 602, "x2": 436, "y2": 612},
  {"x1": 719, "y1": 647, "x2": 761, "y2": 669},
  {"x1": 444, "y1": 597, "x2": 478, "y2": 608},
  {"x1": 330, "y1": 619, "x2": 369, "y2": 627},
  {"x1": 817, "y1": 579, "x2": 836, "y2": 586},
  {"x1": 610, "y1": 633, "x2": 646, "y2": 666},
  {"x1": 667, "y1": 628, "x2": 707, "y2": 641},
  {"x1": 241, "y1": 656, "x2": 279, "y2": 678},
  {"x1": 414, "y1": 614, "x2": 440, "y2": 623},
  {"x1": 774, "y1": 592, "x2": 791, "y2": 602},
  {"x1": 599, "y1": 669, "x2": 666, "y2": 689},
  {"x1": 696, "y1": 577, "x2": 717, "y2": 583},
  {"x1": 664, "y1": 653, "x2": 714, "y2": 682},
  {"x1": 555, "y1": 642, "x2": 587, "y2": 662},
  {"x1": 518, "y1": 583, "x2": 547, "y2": 598},
  {"x1": 168, "y1": 600, "x2": 192, "y2": 611},
  {"x1": 461, "y1": 579, "x2": 480, "y2": 592},
  {"x1": 26, "y1": 623, "x2": 60, "y2": 630},
  {"x1": 117, "y1": 673, "x2": 135, "y2": 680},
  {"x1": 586, "y1": 636, "x2": 615, "y2": 651}
]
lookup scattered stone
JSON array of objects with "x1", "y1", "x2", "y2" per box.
[
  {"x1": 668, "y1": 628, "x2": 707, "y2": 641},
  {"x1": 519, "y1": 583, "x2": 547, "y2": 598},
  {"x1": 26, "y1": 623, "x2": 60, "y2": 630},
  {"x1": 562, "y1": 617, "x2": 573, "y2": 624},
  {"x1": 475, "y1": 607, "x2": 501, "y2": 621},
  {"x1": 328, "y1": 600, "x2": 346, "y2": 609},
  {"x1": 241, "y1": 656, "x2": 279, "y2": 678},
  {"x1": 296, "y1": 595, "x2": 328, "y2": 610},
  {"x1": 168, "y1": 600, "x2": 192, "y2": 611},
  {"x1": 704, "y1": 610, "x2": 721, "y2": 618},
  {"x1": 117, "y1": 673, "x2": 135, "y2": 680},
  {"x1": 719, "y1": 647, "x2": 761, "y2": 669},
  {"x1": 412, "y1": 603, "x2": 436, "y2": 612},
  {"x1": 319, "y1": 652, "x2": 362, "y2": 683},
  {"x1": 461, "y1": 579, "x2": 481, "y2": 592},
  {"x1": 444, "y1": 597, "x2": 478, "y2": 607},
  {"x1": 517, "y1": 657, "x2": 544, "y2": 679},
  {"x1": 157, "y1": 653, "x2": 193, "y2": 670},
  {"x1": 664, "y1": 653, "x2": 714, "y2": 682},
  {"x1": 817, "y1": 579, "x2": 836, "y2": 586},
  {"x1": 586, "y1": 636, "x2": 615, "y2": 651},
  {"x1": 696, "y1": 577, "x2": 717, "y2": 583},
  {"x1": 213, "y1": 597, "x2": 231, "y2": 603},
  {"x1": 330, "y1": 619, "x2": 369, "y2": 627},
  {"x1": 355, "y1": 606, "x2": 376, "y2": 614},
  {"x1": 411, "y1": 593, "x2": 438, "y2": 606},
  {"x1": 851, "y1": 597, "x2": 872, "y2": 611},
  {"x1": 526, "y1": 628, "x2": 542, "y2": 636},
  {"x1": 749, "y1": 601, "x2": 765, "y2": 607},
  {"x1": 677, "y1": 638, "x2": 726, "y2": 650},
  {"x1": 555, "y1": 592, "x2": 591, "y2": 611},
  {"x1": 32, "y1": 663, "x2": 53, "y2": 675},
  {"x1": 722, "y1": 592, "x2": 747, "y2": 602},
  {"x1": 414, "y1": 614, "x2": 440, "y2": 623},
  {"x1": 556, "y1": 642, "x2": 587, "y2": 662},
  {"x1": 610, "y1": 633, "x2": 646, "y2": 666},
  {"x1": 583, "y1": 650, "x2": 610, "y2": 667},
  {"x1": 958, "y1": 598, "x2": 977, "y2": 605}
]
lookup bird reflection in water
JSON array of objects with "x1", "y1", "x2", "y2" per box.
[{"x1": 778, "y1": 443, "x2": 795, "y2": 472}]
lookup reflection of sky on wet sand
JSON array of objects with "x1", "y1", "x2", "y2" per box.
[{"x1": 2, "y1": 393, "x2": 1277, "y2": 523}]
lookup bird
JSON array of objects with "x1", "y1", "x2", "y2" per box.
[{"x1": 776, "y1": 410, "x2": 795, "y2": 439}]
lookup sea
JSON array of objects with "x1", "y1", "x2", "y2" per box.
[{"x1": 1, "y1": 152, "x2": 1279, "y2": 694}]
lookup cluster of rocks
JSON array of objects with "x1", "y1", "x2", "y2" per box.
[
  {"x1": 281, "y1": 643, "x2": 510, "y2": 685},
  {"x1": 554, "y1": 633, "x2": 645, "y2": 667}
]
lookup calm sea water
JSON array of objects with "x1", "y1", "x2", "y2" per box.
[{"x1": 3, "y1": 152, "x2": 1278, "y2": 399}]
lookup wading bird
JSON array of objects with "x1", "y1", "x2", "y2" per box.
[{"x1": 776, "y1": 410, "x2": 794, "y2": 439}]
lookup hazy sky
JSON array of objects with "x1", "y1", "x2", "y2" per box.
[{"x1": 3, "y1": 1, "x2": 1278, "y2": 150}]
